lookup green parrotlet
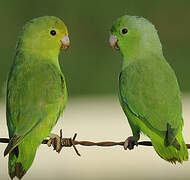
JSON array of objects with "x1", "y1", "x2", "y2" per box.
[
  {"x1": 109, "y1": 15, "x2": 188, "y2": 163},
  {"x1": 4, "y1": 16, "x2": 70, "y2": 179}
]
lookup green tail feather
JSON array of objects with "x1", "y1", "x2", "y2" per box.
[
  {"x1": 151, "y1": 130, "x2": 188, "y2": 163},
  {"x1": 8, "y1": 142, "x2": 37, "y2": 179}
]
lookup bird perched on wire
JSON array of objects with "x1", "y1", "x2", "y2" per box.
[
  {"x1": 4, "y1": 16, "x2": 70, "y2": 179},
  {"x1": 109, "y1": 15, "x2": 188, "y2": 163}
]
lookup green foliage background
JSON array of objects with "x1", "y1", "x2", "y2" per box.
[{"x1": 0, "y1": 0, "x2": 190, "y2": 97}]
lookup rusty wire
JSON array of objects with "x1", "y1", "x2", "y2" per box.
[{"x1": 1, "y1": 129, "x2": 190, "y2": 156}]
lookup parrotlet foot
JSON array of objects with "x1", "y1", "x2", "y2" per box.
[
  {"x1": 47, "y1": 133, "x2": 62, "y2": 153},
  {"x1": 124, "y1": 136, "x2": 138, "y2": 150}
]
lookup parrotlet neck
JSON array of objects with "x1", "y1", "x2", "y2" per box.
[
  {"x1": 15, "y1": 40, "x2": 62, "y2": 71},
  {"x1": 120, "y1": 40, "x2": 164, "y2": 70}
]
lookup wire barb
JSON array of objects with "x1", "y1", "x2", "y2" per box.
[
  {"x1": 70, "y1": 133, "x2": 81, "y2": 156},
  {"x1": 1, "y1": 131, "x2": 190, "y2": 156}
]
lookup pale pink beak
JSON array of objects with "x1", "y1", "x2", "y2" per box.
[
  {"x1": 60, "y1": 35, "x2": 70, "y2": 50},
  {"x1": 109, "y1": 35, "x2": 119, "y2": 50}
]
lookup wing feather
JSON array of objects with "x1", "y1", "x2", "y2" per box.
[
  {"x1": 119, "y1": 56, "x2": 182, "y2": 134},
  {"x1": 5, "y1": 61, "x2": 65, "y2": 155}
]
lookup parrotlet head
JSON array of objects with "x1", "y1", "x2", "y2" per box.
[
  {"x1": 109, "y1": 15, "x2": 162, "y2": 59},
  {"x1": 18, "y1": 16, "x2": 70, "y2": 59}
]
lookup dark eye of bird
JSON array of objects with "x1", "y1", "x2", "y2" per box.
[
  {"x1": 50, "y1": 30, "x2": 56, "y2": 36},
  {"x1": 121, "y1": 28, "x2": 128, "y2": 34}
]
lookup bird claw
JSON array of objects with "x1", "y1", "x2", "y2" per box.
[
  {"x1": 124, "y1": 136, "x2": 138, "y2": 150},
  {"x1": 47, "y1": 130, "x2": 81, "y2": 156},
  {"x1": 47, "y1": 129, "x2": 63, "y2": 153}
]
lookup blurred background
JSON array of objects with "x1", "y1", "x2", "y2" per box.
[{"x1": 0, "y1": 0, "x2": 190, "y2": 179}]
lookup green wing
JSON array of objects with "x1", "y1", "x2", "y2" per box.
[
  {"x1": 5, "y1": 60, "x2": 66, "y2": 155},
  {"x1": 119, "y1": 56, "x2": 182, "y2": 136}
]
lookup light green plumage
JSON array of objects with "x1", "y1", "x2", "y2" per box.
[
  {"x1": 5, "y1": 16, "x2": 68, "y2": 179},
  {"x1": 110, "y1": 15, "x2": 188, "y2": 163}
]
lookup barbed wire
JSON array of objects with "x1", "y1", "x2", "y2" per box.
[{"x1": 0, "y1": 129, "x2": 190, "y2": 156}]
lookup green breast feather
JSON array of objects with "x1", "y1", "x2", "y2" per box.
[{"x1": 5, "y1": 60, "x2": 66, "y2": 155}]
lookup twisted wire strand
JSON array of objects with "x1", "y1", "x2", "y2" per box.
[{"x1": 1, "y1": 129, "x2": 190, "y2": 157}]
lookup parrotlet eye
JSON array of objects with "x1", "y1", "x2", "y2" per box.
[
  {"x1": 121, "y1": 28, "x2": 128, "y2": 35},
  {"x1": 50, "y1": 30, "x2": 56, "y2": 36}
]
